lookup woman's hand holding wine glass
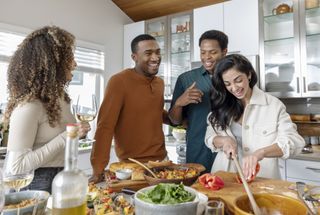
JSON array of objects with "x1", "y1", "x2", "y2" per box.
[
  {"x1": 2, "y1": 149, "x2": 34, "y2": 192},
  {"x1": 75, "y1": 95, "x2": 97, "y2": 145}
]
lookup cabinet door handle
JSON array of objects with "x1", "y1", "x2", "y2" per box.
[
  {"x1": 306, "y1": 167, "x2": 320, "y2": 172},
  {"x1": 227, "y1": 51, "x2": 241, "y2": 54},
  {"x1": 297, "y1": 77, "x2": 300, "y2": 93},
  {"x1": 303, "y1": 77, "x2": 307, "y2": 93}
]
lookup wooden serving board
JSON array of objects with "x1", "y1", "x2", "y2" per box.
[
  {"x1": 192, "y1": 171, "x2": 299, "y2": 215},
  {"x1": 106, "y1": 162, "x2": 206, "y2": 192},
  {"x1": 108, "y1": 179, "x2": 149, "y2": 192}
]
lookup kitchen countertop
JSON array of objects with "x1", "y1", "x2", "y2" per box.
[
  {"x1": 192, "y1": 171, "x2": 302, "y2": 214},
  {"x1": 78, "y1": 145, "x2": 92, "y2": 153},
  {"x1": 78, "y1": 136, "x2": 182, "y2": 152},
  {"x1": 291, "y1": 145, "x2": 320, "y2": 162}
]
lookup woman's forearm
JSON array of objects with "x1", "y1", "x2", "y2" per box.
[{"x1": 254, "y1": 143, "x2": 284, "y2": 161}]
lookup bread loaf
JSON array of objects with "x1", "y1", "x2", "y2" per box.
[
  {"x1": 131, "y1": 168, "x2": 145, "y2": 181},
  {"x1": 147, "y1": 160, "x2": 173, "y2": 168}
]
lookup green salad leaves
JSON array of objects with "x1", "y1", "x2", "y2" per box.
[{"x1": 138, "y1": 183, "x2": 195, "y2": 204}]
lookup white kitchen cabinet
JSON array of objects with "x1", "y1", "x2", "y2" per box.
[
  {"x1": 123, "y1": 21, "x2": 145, "y2": 69},
  {"x1": 224, "y1": 0, "x2": 259, "y2": 56},
  {"x1": 78, "y1": 149, "x2": 92, "y2": 176},
  {"x1": 278, "y1": 158, "x2": 286, "y2": 180},
  {"x1": 286, "y1": 159, "x2": 320, "y2": 186},
  {"x1": 192, "y1": 0, "x2": 259, "y2": 62},
  {"x1": 146, "y1": 12, "x2": 193, "y2": 99},
  {"x1": 77, "y1": 145, "x2": 119, "y2": 176},
  {"x1": 166, "y1": 145, "x2": 178, "y2": 164},
  {"x1": 193, "y1": 4, "x2": 223, "y2": 62},
  {"x1": 260, "y1": 0, "x2": 320, "y2": 98}
]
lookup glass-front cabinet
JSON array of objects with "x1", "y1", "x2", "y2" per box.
[
  {"x1": 260, "y1": 0, "x2": 320, "y2": 98},
  {"x1": 146, "y1": 17, "x2": 167, "y2": 87},
  {"x1": 146, "y1": 12, "x2": 192, "y2": 100}
]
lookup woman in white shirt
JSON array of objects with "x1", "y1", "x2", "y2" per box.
[
  {"x1": 3, "y1": 26, "x2": 90, "y2": 193},
  {"x1": 205, "y1": 54, "x2": 304, "y2": 179}
]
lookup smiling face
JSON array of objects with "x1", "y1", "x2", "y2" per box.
[
  {"x1": 132, "y1": 40, "x2": 161, "y2": 78},
  {"x1": 200, "y1": 39, "x2": 227, "y2": 74},
  {"x1": 222, "y1": 68, "x2": 252, "y2": 104}
]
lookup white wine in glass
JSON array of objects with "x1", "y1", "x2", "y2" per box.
[
  {"x1": 2, "y1": 149, "x2": 34, "y2": 192},
  {"x1": 75, "y1": 95, "x2": 97, "y2": 145}
]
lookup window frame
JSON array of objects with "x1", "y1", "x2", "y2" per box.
[{"x1": 0, "y1": 23, "x2": 105, "y2": 106}]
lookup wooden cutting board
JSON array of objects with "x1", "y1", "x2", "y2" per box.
[{"x1": 192, "y1": 171, "x2": 299, "y2": 215}]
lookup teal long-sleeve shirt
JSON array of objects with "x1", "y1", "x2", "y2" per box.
[{"x1": 170, "y1": 66, "x2": 216, "y2": 172}]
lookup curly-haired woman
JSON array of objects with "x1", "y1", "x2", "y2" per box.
[
  {"x1": 3, "y1": 26, "x2": 90, "y2": 193},
  {"x1": 205, "y1": 54, "x2": 304, "y2": 179}
]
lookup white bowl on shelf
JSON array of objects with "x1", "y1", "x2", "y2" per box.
[
  {"x1": 306, "y1": 22, "x2": 320, "y2": 35},
  {"x1": 172, "y1": 128, "x2": 186, "y2": 141}
]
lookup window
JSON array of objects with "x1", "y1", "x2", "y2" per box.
[
  {"x1": 0, "y1": 24, "x2": 105, "y2": 139},
  {"x1": 68, "y1": 44, "x2": 105, "y2": 107},
  {"x1": 0, "y1": 24, "x2": 105, "y2": 111},
  {"x1": 0, "y1": 30, "x2": 25, "y2": 107}
]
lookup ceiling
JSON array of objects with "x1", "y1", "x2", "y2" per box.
[{"x1": 112, "y1": 0, "x2": 227, "y2": 22}]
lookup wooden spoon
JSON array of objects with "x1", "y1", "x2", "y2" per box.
[
  {"x1": 233, "y1": 157, "x2": 262, "y2": 215},
  {"x1": 128, "y1": 158, "x2": 158, "y2": 179}
]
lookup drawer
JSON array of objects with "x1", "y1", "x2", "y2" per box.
[
  {"x1": 278, "y1": 159, "x2": 286, "y2": 180},
  {"x1": 286, "y1": 159, "x2": 320, "y2": 182}
]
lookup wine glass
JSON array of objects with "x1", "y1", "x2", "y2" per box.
[
  {"x1": 205, "y1": 200, "x2": 224, "y2": 215},
  {"x1": 2, "y1": 149, "x2": 34, "y2": 193},
  {"x1": 75, "y1": 94, "x2": 97, "y2": 145}
]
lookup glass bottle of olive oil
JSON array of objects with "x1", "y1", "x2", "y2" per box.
[{"x1": 52, "y1": 124, "x2": 87, "y2": 215}]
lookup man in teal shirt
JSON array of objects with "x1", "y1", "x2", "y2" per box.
[{"x1": 169, "y1": 30, "x2": 228, "y2": 172}]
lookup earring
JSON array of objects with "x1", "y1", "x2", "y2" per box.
[{"x1": 249, "y1": 78, "x2": 251, "y2": 82}]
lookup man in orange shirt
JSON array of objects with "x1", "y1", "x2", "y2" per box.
[{"x1": 90, "y1": 34, "x2": 168, "y2": 183}]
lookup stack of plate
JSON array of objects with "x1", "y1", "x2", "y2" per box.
[{"x1": 266, "y1": 82, "x2": 294, "y2": 92}]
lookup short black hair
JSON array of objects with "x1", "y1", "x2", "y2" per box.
[
  {"x1": 131, "y1": 34, "x2": 156, "y2": 53},
  {"x1": 199, "y1": 30, "x2": 228, "y2": 50}
]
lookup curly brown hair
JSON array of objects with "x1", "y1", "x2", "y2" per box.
[{"x1": 4, "y1": 26, "x2": 76, "y2": 128}]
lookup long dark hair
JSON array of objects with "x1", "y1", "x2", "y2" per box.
[{"x1": 209, "y1": 54, "x2": 258, "y2": 130}]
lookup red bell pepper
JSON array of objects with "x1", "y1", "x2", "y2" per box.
[
  {"x1": 235, "y1": 163, "x2": 260, "y2": 183},
  {"x1": 198, "y1": 173, "x2": 224, "y2": 190}
]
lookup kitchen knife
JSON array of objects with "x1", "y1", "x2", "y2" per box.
[{"x1": 296, "y1": 181, "x2": 316, "y2": 215}]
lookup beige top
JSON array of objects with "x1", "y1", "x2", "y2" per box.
[{"x1": 7, "y1": 98, "x2": 76, "y2": 173}]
